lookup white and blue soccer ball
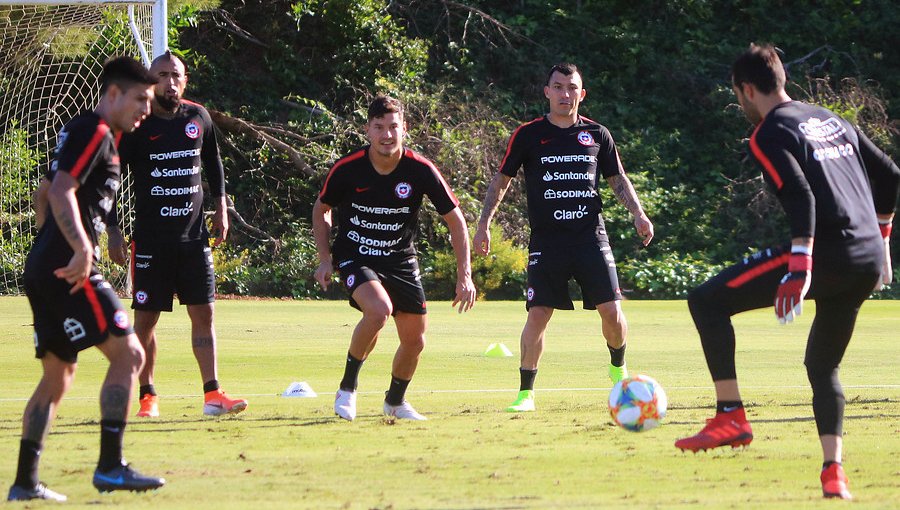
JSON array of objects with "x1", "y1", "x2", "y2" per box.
[{"x1": 608, "y1": 374, "x2": 667, "y2": 432}]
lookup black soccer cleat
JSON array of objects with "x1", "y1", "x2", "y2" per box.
[
  {"x1": 93, "y1": 462, "x2": 165, "y2": 493},
  {"x1": 7, "y1": 482, "x2": 67, "y2": 502}
]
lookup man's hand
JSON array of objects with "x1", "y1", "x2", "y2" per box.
[
  {"x1": 211, "y1": 202, "x2": 229, "y2": 247},
  {"x1": 634, "y1": 214, "x2": 654, "y2": 246},
  {"x1": 473, "y1": 225, "x2": 491, "y2": 256},
  {"x1": 775, "y1": 252, "x2": 812, "y2": 324},
  {"x1": 54, "y1": 247, "x2": 92, "y2": 294},
  {"x1": 107, "y1": 228, "x2": 127, "y2": 266},
  {"x1": 452, "y1": 275, "x2": 476, "y2": 313},
  {"x1": 314, "y1": 260, "x2": 333, "y2": 290}
]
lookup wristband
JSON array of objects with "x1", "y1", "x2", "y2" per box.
[
  {"x1": 878, "y1": 219, "x2": 892, "y2": 239},
  {"x1": 788, "y1": 251, "x2": 812, "y2": 272}
]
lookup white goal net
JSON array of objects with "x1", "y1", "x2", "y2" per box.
[{"x1": 0, "y1": 0, "x2": 165, "y2": 294}]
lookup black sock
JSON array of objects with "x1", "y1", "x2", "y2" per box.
[
  {"x1": 339, "y1": 353, "x2": 364, "y2": 392},
  {"x1": 822, "y1": 460, "x2": 840, "y2": 470},
  {"x1": 203, "y1": 380, "x2": 220, "y2": 393},
  {"x1": 608, "y1": 344, "x2": 626, "y2": 367},
  {"x1": 139, "y1": 384, "x2": 156, "y2": 398},
  {"x1": 14, "y1": 439, "x2": 41, "y2": 488},
  {"x1": 519, "y1": 368, "x2": 538, "y2": 391},
  {"x1": 98, "y1": 420, "x2": 126, "y2": 472},
  {"x1": 385, "y1": 376, "x2": 410, "y2": 406},
  {"x1": 716, "y1": 400, "x2": 743, "y2": 413}
]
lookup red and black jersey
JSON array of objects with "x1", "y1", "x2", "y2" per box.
[
  {"x1": 499, "y1": 115, "x2": 624, "y2": 249},
  {"x1": 749, "y1": 101, "x2": 900, "y2": 272},
  {"x1": 26, "y1": 112, "x2": 121, "y2": 274},
  {"x1": 118, "y1": 100, "x2": 225, "y2": 242},
  {"x1": 319, "y1": 147, "x2": 459, "y2": 264}
]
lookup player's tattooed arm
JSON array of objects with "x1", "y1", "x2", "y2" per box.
[
  {"x1": 607, "y1": 174, "x2": 654, "y2": 246},
  {"x1": 474, "y1": 173, "x2": 513, "y2": 255},
  {"x1": 47, "y1": 171, "x2": 93, "y2": 291},
  {"x1": 607, "y1": 174, "x2": 644, "y2": 217}
]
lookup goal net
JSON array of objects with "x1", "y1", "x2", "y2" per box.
[{"x1": 0, "y1": 0, "x2": 165, "y2": 294}]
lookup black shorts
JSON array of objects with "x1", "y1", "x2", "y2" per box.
[
  {"x1": 25, "y1": 271, "x2": 133, "y2": 362},
  {"x1": 336, "y1": 257, "x2": 427, "y2": 315},
  {"x1": 526, "y1": 242, "x2": 623, "y2": 310},
  {"x1": 131, "y1": 238, "x2": 215, "y2": 311}
]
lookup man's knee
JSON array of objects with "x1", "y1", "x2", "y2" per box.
[
  {"x1": 187, "y1": 303, "x2": 215, "y2": 328},
  {"x1": 362, "y1": 301, "x2": 392, "y2": 327},
  {"x1": 106, "y1": 334, "x2": 146, "y2": 372},
  {"x1": 596, "y1": 300, "x2": 623, "y2": 323}
]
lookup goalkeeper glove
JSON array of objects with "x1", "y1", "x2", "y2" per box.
[
  {"x1": 775, "y1": 247, "x2": 812, "y2": 324},
  {"x1": 879, "y1": 219, "x2": 892, "y2": 287}
]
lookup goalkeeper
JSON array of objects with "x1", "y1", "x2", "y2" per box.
[{"x1": 675, "y1": 44, "x2": 899, "y2": 501}]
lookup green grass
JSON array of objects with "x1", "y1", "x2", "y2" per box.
[{"x1": 0, "y1": 297, "x2": 898, "y2": 509}]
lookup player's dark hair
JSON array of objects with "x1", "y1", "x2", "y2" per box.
[
  {"x1": 367, "y1": 95, "x2": 403, "y2": 120},
  {"x1": 546, "y1": 62, "x2": 580, "y2": 84},
  {"x1": 99, "y1": 56, "x2": 156, "y2": 95},
  {"x1": 150, "y1": 50, "x2": 188, "y2": 75},
  {"x1": 731, "y1": 43, "x2": 786, "y2": 94}
]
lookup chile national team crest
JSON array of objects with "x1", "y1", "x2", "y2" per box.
[
  {"x1": 185, "y1": 121, "x2": 201, "y2": 139},
  {"x1": 577, "y1": 130, "x2": 594, "y2": 146},
  {"x1": 395, "y1": 182, "x2": 412, "y2": 199}
]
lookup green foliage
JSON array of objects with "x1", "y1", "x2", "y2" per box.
[
  {"x1": 216, "y1": 223, "x2": 322, "y2": 298},
  {"x1": 0, "y1": 126, "x2": 39, "y2": 293},
  {"x1": 167, "y1": 0, "x2": 899, "y2": 299},
  {"x1": 427, "y1": 225, "x2": 527, "y2": 301},
  {"x1": 620, "y1": 252, "x2": 722, "y2": 299}
]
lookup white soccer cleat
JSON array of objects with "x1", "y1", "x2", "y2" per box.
[
  {"x1": 334, "y1": 389, "x2": 357, "y2": 421},
  {"x1": 383, "y1": 400, "x2": 427, "y2": 421}
]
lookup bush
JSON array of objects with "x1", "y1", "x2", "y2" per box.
[
  {"x1": 425, "y1": 224, "x2": 527, "y2": 300},
  {"x1": 619, "y1": 252, "x2": 722, "y2": 299}
]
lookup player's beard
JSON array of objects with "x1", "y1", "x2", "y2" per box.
[{"x1": 155, "y1": 93, "x2": 180, "y2": 112}]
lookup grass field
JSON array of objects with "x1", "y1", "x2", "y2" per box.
[{"x1": 0, "y1": 297, "x2": 898, "y2": 509}]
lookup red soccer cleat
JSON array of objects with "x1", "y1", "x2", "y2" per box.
[
  {"x1": 203, "y1": 389, "x2": 248, "y2": 416},
  {"x1": 675, "y1": 407, "x2": 753, "y2": 452},
  {"x1": 821, "y1": 463, "x2": 852, "y2": 500}
]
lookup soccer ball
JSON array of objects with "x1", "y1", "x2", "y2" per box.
[{"x1": 608, "y1": 375, "x2": 667, "y2": 432}]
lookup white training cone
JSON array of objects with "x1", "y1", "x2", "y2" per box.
[
  {"x1": 484, "y1": 342, "x2": 513, "y2": 357},
  {"x1": 282, "y1": 381, "x2": 318, "y2": 398}
]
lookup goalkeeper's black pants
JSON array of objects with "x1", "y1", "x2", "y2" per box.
[{"x1": 686, "y1": 244, "x2": 880, "y2": 436}]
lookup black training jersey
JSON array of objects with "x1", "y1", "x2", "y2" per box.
[
  {"x1": 319, "y1": 147, "x2": 459, "y2": 264},
  {"x1": 750, "y1": 101, "x2": 900, "y2": 272},
  {"x1": 26, "y1": 112, "x2": 121, "y2": 275},
  {"x1": 499, "y1": 115, "x2": 624, "y2": 249},
  {"x1": 118, "y1": 99, "x2": 225, "y2": 241}
]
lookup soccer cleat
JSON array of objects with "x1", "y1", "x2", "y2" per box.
[
  {"x1": 334, "y1": 389, "x2": 357, "y2": 421},
  {"x1": 383, "y1": 400, "x2": 427, "y2": 421},
  {"x1": 821, "y1": 463, "x2": 852, "y2": 500},
  {"x1": 92, "y1": 462, "x2": 165, "y2": 493},
  {"x1": 7, "y1": 482, "x2": 67, "y2": 502},
  {"x1": 136, "y1": 394, "x2": 159, "y2": 418},
  {"x1": 203, "y1": 389, "x2": 248, "y2": 416},
  {"x1": 608, "y1": 363, "x2": 628, "y2": 383},
  {"x1": 505, "y1": 390, "x2": 535, "y2": 412},
  {"x1": 674, "y1": 407, "x2": 753, "y2": 452}
]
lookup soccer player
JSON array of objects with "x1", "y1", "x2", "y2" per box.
[
  {"x1": 474, "y1": 63, "x2": 654, "y2": 413},
  {"x1": 313, "y1": 96, "x2": 476, "y2": 421},
  {"x1": 108, "y1": 51, "x2": 247, "y2": 418},
  {"x1": 9, "y1": 57, "x2": 165, "y2": 502},
  {"x1": 674, "y1": 44, "x2": 899, "y2": 500}
]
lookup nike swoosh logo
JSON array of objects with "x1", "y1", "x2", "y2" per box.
[
  {"x1": 723, "y1": 406, "x2": 739, "y2": 413},
  {"x1": 540, "y1": 138, "x2": 553, "y2": 144},
  {"x1": 94, "y1": 473, "x2": 125, "y2": 485},
  {"x1": 149, "y1": 134, "x2": 162, "y2": 141},
  {"x1": 355, "y1": 187, "x2": 370, "y2": 192}
]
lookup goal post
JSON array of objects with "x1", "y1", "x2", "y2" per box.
[{"x1": 0, "y1": 0, "x2": 167, "y2": 294}]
